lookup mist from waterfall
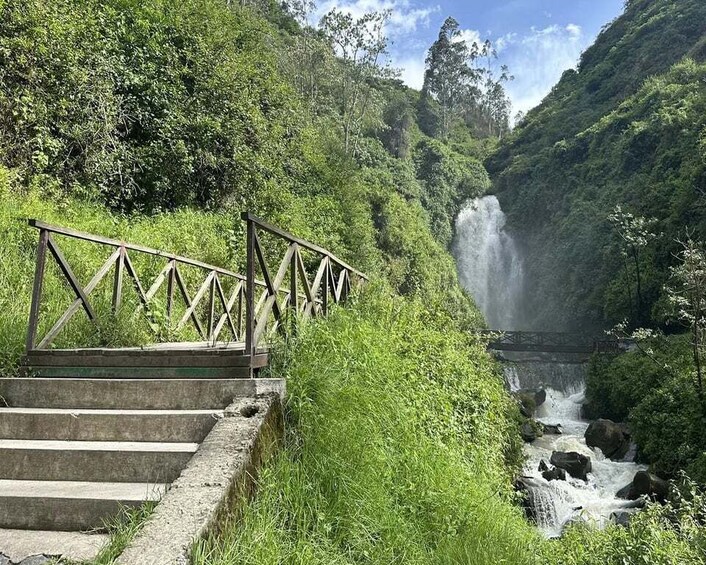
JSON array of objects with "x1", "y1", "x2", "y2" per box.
[{"x1": 454, "y1": 196, "x2": 526, "y2": 329}]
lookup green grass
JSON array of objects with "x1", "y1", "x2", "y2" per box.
[
  {"x1": 191, "y1": 283, "x2": 541, "y2": 565},
  {"x1": 86, "y1": 503, "x2": 157, "y2": 565}
]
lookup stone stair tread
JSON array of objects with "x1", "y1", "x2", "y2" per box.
[
  {"x1": 0, "y1": 528, "x2": 109, "y2": 562},
  {"x1": 0, "y1": 479, "x2": 167, "y2": 500},
  {"x1": 0, "y1": 439, "x2": 199, "y2": 452},
  {"x1": 0, "y1": 407, "x2": 223, "y2": 415}
]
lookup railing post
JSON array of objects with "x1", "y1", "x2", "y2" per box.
[
  {"x1": 166, "y1": 259, "x2": 176, "y2": 325},
  {"x1": 112, "y1": 246, "x2": 125, "y2": 314},
  {"x1": 26, "y1": 229, "x2": 49, "y2": 352},
  {"x1": 243, "y1": 213, "x2": 256, "y2": 359},
  {"x1": 290, "y1": 243, "x2": 298, "y2": 323},
  {"x1": 322, "y1": 257, "x2": 329, "y2": 316},
  {"x1": 207, "y1": 272, "x2": 216, "y2": 341}
]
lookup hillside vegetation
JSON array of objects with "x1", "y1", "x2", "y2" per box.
[
  {"x1": 0, "y1": 0, "x2": 499, "y2": 371},
  {"x1": 487, "y1": 0, "x2": 706, "y2": 331},
  {"x1": 3, "y1": 0, "x2": 706, "y2": 563}
]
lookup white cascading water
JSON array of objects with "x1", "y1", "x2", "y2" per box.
[
  {"x1": 507, "y1": 369, "x2": 646, "y2": 537},
  {"x1": 454, "y1": 195, "x2": 646, "y2": 537},
  {"x1": 454, "y1": 196, "x2": 525, "y2": 329}
]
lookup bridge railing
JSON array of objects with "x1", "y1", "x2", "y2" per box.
[
  {"x1": 25, "y1": 214, "x2": 367, "y2": 354},
  {"x1": 242, "y1": 212, "x2": 368, "y2": 357},
  {"x1": 478, "y1": 330, "x2": 619, "y2": 354},
  {"x1": 24, "y1": 220, "x2": 263, "y2": 351}
]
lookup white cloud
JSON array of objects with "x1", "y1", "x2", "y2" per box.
[
  {"x1": 456, "y1": 28, "x2": 482, "y2": 48},
  {"x1": 396, "y1": 53, "x2": 426, "y2": 89},
  {"x1": 566, "y1": 23, "x2": 582, "y2": 37},
  {"x1": 501, "y1": 23, "x2": 587, "y2": 115},
  {"x1": 314, "y1": 0, "x2": 438, "y2": 38}
]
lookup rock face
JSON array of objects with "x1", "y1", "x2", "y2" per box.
[
  {"x1": 550, "y1": 451, "x2": 592, "y2": 481},
  {"x1": 616, "y1": 471, "x2": 669, "y2": 502},
  {"x1": 584, "y1": 419, "x2": 630, "y2": 460}
]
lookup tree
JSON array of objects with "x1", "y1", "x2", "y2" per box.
[
  {"x1": 608, "y1": 205, "x2": 658, "y2": 325},
  {"x1": 422, "y1": 17, "x2": 481, "y2": 139},
  {"x1": 319, "y1": 8, "x2": 394, "y2": 154},
  {"x1": 667, "y1": 238, "x2": 706, "y2": 408}
]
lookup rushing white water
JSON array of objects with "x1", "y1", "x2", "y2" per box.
[
  {"x1": 454, "y1": 196, "x2": 525, "y2": 329},
  {"x1": 507, "y1": 366, "x2": 646, "y2": 537}
]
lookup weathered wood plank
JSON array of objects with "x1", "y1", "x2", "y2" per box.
[
  {"x1": 47, "y1": 234, "x2": 97, "y2": 321},
  {"x1": 25, "y1": 229, "x2": 49, "y2": 351}
]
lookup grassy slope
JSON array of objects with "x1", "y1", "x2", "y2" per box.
[{"x1": 192, "y1": 284, "x2": 541, "y2": 565}]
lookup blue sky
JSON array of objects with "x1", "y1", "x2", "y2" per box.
[{"x1": 314, "y1": 0, "x2": 625, "y2": 115}]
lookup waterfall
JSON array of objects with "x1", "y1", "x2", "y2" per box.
[{"x1": 454, "y1": 196, "x2": 525, "y2": 329}]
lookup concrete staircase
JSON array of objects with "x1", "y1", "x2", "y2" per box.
[{"x1": 0, "y1": 377, "x2": 278, "y2": 562}]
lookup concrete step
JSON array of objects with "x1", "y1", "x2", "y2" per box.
[
  {"x1": 0, "y1": 480, "x2": 166, "y2": 531},
  {"x1": 0, "y1": 407, "x2": 222, "y2": 442},
  {"x1": 0, "y1": 440, "x2": 197, "y2": 483},
  {"x1": 0, "y1": 378, "x2": 284, "y2": 410},
  {"x1": 0, "y1": 528, "x2": 109, "y2": 562}
]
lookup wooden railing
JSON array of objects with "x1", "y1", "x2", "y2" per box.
[
  {"x1": 25, "y1": 214, "x2": 367, "y2": 354},
  {"x1": 242, "y1": 212, "x2": 368, "y2": 357}
]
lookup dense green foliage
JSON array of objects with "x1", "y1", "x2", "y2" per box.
[
  {"x1": 487, "y1": 0, "x2": 706, "y2": 331},
  {"x1": 3, "y1": 0, "x2": 706, "y2": 563},
  {"x1": 555, "y1": 477, "x2": 706, "y2": 565},
  {"x1": 0, "y1": 0, "x2": 495, "y2": 371},
  {"x1": 193, "y1": 285, "x2": 541, "y2": 565},
  {"x1": 585, "y1": 337, "x2": 706, "y2": 481}
]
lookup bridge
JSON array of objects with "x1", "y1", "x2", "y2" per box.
[
  {"x1": 23, "y1": 212, "x2": 367, "y2": 377},
  {"x1": 478, "y1": 330, "x2": 620, "y2": 354}
]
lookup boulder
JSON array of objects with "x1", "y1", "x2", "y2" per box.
[
  {"x1": 542, "y1": 467, "x2": 567, "y2": 481},
  {"x1": 538, "y1": 459, "x2": 549, "y2": 472},
  {"x1": 632, "y1": 471, "x2": 669, "y2": 502},
  {"x1": 515, "y1": 388, "x2": 546, "y2": 416},
  {"x1": 611, "y1": 511, "x2": 632, "y2": 527},
  {"x1": 542, "y1": 423, "x2": 563, "y2": 435},
  {"x1": 616, "y1": 471, "x2": 669, "y2": 502},
  {"x1": 584, "y1": 419, "x2": 630, "y2": 460},
  {"x1": 521, "y1": 421, "x2": 537, "y2": 443},
  {"x1": 616, "y1": 483, "x2": 633, "y2": 499},
  {"x1": 550, "y1": 451, "x2": 592, "y2": 481},
  {"x1": 534, "y1": 388, "x2": 547, "y2": 407}
]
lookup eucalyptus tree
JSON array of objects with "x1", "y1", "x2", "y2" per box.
[
  {"x1": 422, "y1": 17, "x2": 481, "y2": 139},
  {"x1": 667, "y1": 238, "x2": 706, "y2": 408},
  {"x1": 608, "y1": 205, "x2": 659, "y2": 325}
]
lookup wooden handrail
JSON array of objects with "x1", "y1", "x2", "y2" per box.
[
  {"x1": 25, "y1": 213, "x2": 368, "y2": 361},
  {"x1": 241, "y1": 213, "x2": 368, "y2": 280},
  {"x1": 241, "y1": 212, "x2": 367, "y2": 357},
  {"x1": 29, "y1": 219, "x2": 246, "y2": 281}
]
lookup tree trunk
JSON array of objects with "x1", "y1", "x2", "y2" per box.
[{"x1": 631, "y1": 246, "x2": 643, "y2": 325}]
